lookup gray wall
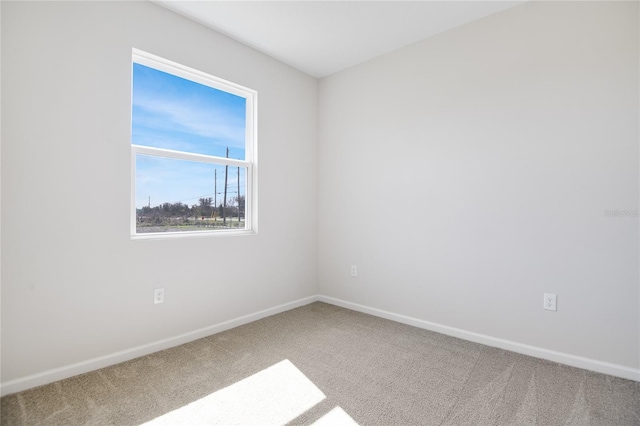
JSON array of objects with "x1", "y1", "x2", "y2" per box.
[
  {"x1": 1, "y1": 1, "x2": 318, "y2": 382},
  {"x1": 318, "y1": 1, "x2": 639, "y2": 369}
]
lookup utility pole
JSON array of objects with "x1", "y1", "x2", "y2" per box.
[
  {"x1": 237, "y1": 166, "x2": 240, "y2": 226},
  {"x1": 148, "y1": 196, "x2": 150, "y2": 209},
  {"x1": 214, "y1": 169, "x2": 217, "y2": 210},
  {"x1": 222, "y1": 147, "x2": 229, "y2": 226}
]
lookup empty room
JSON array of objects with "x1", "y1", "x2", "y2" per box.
[{"x1": 1, "y1": 0, "x2": 638, "y2": 424}]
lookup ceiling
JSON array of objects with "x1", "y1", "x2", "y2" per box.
[{"x1": 154, "y1": 1, "x2": 526, "y2": 78}]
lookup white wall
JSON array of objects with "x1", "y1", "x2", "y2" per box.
[
  {"x1": 318, "y1": 1, "x2": 639, "y2": 370},
  {"x1": 1, "y1": 1, "x2": 317, "y2": 384}
]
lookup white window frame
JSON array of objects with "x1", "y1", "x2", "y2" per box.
[{"x1": 130, "y1": 49, "x2": 257, "y2": 239}]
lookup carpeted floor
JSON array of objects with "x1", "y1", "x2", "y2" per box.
[{"x1": 1, "y1": 302, "x2": 639, "y2": 425}]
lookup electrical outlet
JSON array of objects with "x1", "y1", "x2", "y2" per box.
[
  {"x1": 350, "y1": 265, "x2": 358, "y2": 277},
  {"x1": 543, "y1": 293, "x2": 556, "y2": 311},
  {"x1": 154, "y1": 288, "x2": 165, "y2": 304}
]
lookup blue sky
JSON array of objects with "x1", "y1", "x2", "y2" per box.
[{"x1": 132, "y1": 63, "x2": 246, "y2": 209}]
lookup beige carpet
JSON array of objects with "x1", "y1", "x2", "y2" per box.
[{"x1": 1, "y1": 302, "x2": 639, "y2": 425}]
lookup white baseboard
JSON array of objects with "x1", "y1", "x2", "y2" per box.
[
  {"x1": 317, "y1": 295, "x2": 640, "y2": 382},
  {"x1": 3, "y1": 293, "x2": 637, "y2": 396},
  {"x1": 0, "y1": 295, "x2": 319, "y2": 396}
]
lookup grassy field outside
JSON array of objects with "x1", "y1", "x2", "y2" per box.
[{"x1": 136, "y1": 217, "x2": 245, "y2": 233}]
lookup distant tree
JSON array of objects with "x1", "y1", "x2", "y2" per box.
[
  {"x1": 198, "y1": 197, "x2": 213, "y2": 216},
  {"x1": 199, "y1": 197, "x2": 212, "y2": 209},
  {"x1": 198, "y1": 197, "x2": 213, "y2": 217}
]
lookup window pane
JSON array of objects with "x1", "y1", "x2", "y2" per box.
[
  {"x1": 132, "y1": 63, "x2": 246, "y2": 160},
  {"x1": 136, "y1": 154, "x2": 247, "y2": 233}
]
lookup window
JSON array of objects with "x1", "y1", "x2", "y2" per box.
[{"x1": 131, "y1": 49, "x2": 257, "y2": 238}]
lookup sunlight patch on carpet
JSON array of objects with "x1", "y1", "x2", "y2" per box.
[
  {"x1": 311, "y1": 407, "x2": 359, "y2": 425},
  {"x1": 142, "y1": 359, "x2": 326, "y2": 425}
]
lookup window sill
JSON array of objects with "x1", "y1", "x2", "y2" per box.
[{"x1": 131, "y1": 229, "x2": 256, "y2": 241}]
